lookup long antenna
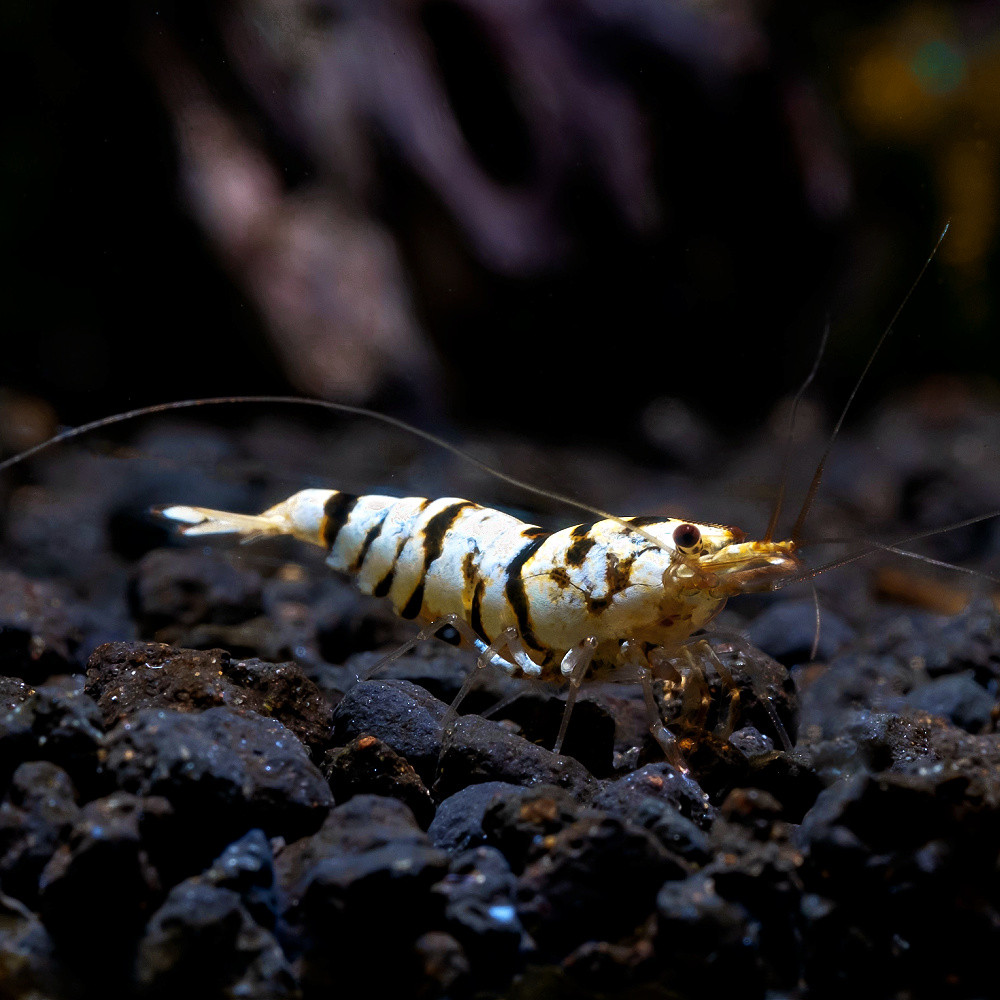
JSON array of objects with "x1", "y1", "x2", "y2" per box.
[
  {"x1": 0, "y1": 395, "x2": 673, "y2": 551},
  {"x1": 780, "y1": 507, "x2": 1000, "y2": 589},
  {"x1": 789, "y1": 224, "x2": 950, "y2": 543}
]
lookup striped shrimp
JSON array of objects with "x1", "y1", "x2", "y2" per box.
[{"x1": 156, "y1": 487, "x2": 801, "y2": 760}]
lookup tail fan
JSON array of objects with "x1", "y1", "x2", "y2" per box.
[{"x1": 154, "y1": 505, "x2": 288, "y2": 542}]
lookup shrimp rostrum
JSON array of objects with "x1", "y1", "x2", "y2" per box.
[{"x1": 158, "y1": 489, "x2": 802, "y2": 760}]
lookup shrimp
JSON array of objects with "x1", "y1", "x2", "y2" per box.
[{"x1": 155, "y1": 487, "x2": 801, "y2": 761}]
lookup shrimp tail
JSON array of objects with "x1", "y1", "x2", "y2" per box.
[
  {"x1": 154, "y1": 489, "x2": 332, "y2": 545},
  {"x1": 153, "y1": 505, "x2": 287, "y2": 542}
]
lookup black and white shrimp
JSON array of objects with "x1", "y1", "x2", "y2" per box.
[{"x1": 155, "y1": 486, "x2": 801, "y2": 760}]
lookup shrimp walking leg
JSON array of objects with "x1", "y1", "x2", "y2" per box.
[
  {"x1": 552, "y1": 637, "x2": 599, "y2": 754},
  {"x1": 691, "y1": 638, "x2": 742, "y2": 740},
  {"x1": 651, "y1": 644, "x2": 713, "y2": 734},
  {"x1": 361, "y1": 613, "x2": 511, "y2": 681},
  {"x1": 734, "y1": 647, "x2": 794, "y2": 751},
  {"x1": 662, "y1": 639, "x2": 793, "y2": 751},
  {"x1": 616, "y1": 640, "x2": 687, "y2": 770},
  {"x1": 471, "y1": 638, "x2": 597, "y2": 753},
  {"x1": 638, "y1": 663, "x2": 687, "y2": 772},
  {"x1": 441, "y1": 626, "x2": 540, "y2": 733}
]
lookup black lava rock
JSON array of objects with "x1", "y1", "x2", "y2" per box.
[
  {"x1": 434, "y1": 714, "x2": 596, "y2": 801},
  {"x1": 324, "y1": 734, "x2": 435, "y2": 828},
  {"x1": 38, "y1": 792, "x2": 171, "y2": 982},
  {"x1": 203, "y1": 828, "x2": 280, "y2": 931},
  {"x1": 332, "y1": 678, "x2": 448, "y2": 784},
  {"x1": 903, "y1": 669, "x2": 996, "y2": 733},
  {"x1": 0, "y1": 684, "x2": 104, "y2": 794},
  {"x1": 427, "y1": 780, "x2": 518, "y2": 853},
  {"x1": 435, "y1": 846, "x2": 525, "y2": 972},
  {"x1": 103, "y1": 706, "x2": 332, "y2": 852},
  {"x1": 480, "y1": 783, "x2": 587, "y2": 873},
  {"x1": 294, "y1": 840, "x2": 451, "y2": 994},
  {"x1": 276, "y1": 793, "x2": 452, "y2": 992},
  {"x1": 0, "y1": 569, "x2": 84, "y2": 682},
  {"x1": 412, "y1": 930, "x2": 470, "y2": 997},
  {"x1": 656, "y1": 872, "x2": 766, "y2": 997},
  {"x1": 0, "y1": 674, "x2": 33, "y2": 712},
  {"x1": 0, "y1": 761, "x2": 79, "y2": 905},
  {"x1": 130, "y1": 547, "x2": 265, "y2": 639},
  {"x1": 795, "y1": 768, "x2": 1000, "y2": 996},
  {"x1": 729, "y1": 724, "x2": 775, "y2": 758},
  {"x1": 275, "y1": 794, "x2": 429, "y2": 909},
  {"x1": 628, "y1": 795, "x2": 711, "y2": 864},
  {"x1": 746, "y1": 597, "x2": 856, "y2": 665},
  {"x1": 135, "y1": 880, "x2": 297, "y2": 998},
  {"x1": 593, "y1": 762, "x2": 715, "y2": 829},
  {"x1": 517, "y1": 812, "x2": 687, "y2": 955},
  {"x1": 86, "y1": 640, "x2": 335, "y2": 754},
  {"x1": 0, "y1": 893, "x2": 71, "y2": 999}
]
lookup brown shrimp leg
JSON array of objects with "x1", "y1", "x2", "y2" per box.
[
  {"x1": 620, "y1": 641, "x2": 688, "y2": 771},
  {"x1": 690, "y1": 639, "x2": 742, "y2": 740},
  {"x1": 678, "y1": 638, "x2": 792, "y2": 752},
  {"x1": 648, "y1": 644, "x2": 713, "y2": 736}
]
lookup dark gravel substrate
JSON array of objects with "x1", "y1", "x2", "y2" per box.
[{"x1": 0, "y1": 395, "x2": 998, "y2": 999}]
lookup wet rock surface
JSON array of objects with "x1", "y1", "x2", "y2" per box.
[
  {"x1": 103, "y1": 706, "x2": 333, "y2": 847},
  {"x1": 136, "y1": 879, "x2": 296, "y2": 998},
  {"x1": 0, "y1": 398, "x2": 998, "y2": 998},
  {"x1": 323, "y1": 732, "x2": 436, "y2": 828},
  {"x1": 0, "y1": 570, "x2": 85, "y2": 683},
  {"x1": 86, "y1": 640, "x2": 335, "y2": 754}
]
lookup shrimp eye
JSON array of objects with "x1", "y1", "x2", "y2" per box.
[{"x1": 672, "y1": 523, "x2": 701, "y2": 551}]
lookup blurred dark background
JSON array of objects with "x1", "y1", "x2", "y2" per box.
[{"x1": 2, "y1": 0, "x2": 999, "y2": 456}]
